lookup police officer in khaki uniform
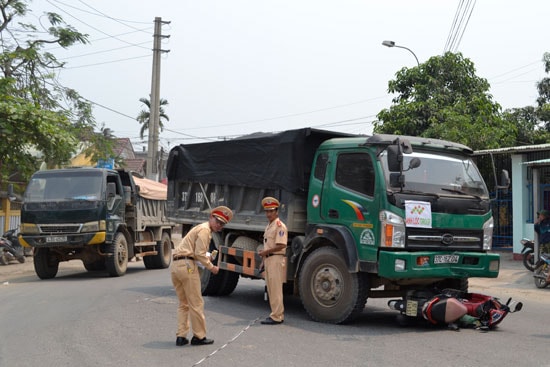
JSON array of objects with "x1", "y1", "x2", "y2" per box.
[
  {"x1": 171, "y1": 206, "x2": 233, "y2": 346},
  {"x1": 258, "y1": 197, "x2": 288, "y2": 325}
]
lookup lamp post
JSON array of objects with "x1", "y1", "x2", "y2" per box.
[{"x1": 382, "y1": 40, "x2": 419, "y2": 66}]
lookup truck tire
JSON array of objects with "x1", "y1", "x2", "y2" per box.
[
  {"x1": 298, "y1": 247, "x2": 367, "y2": 324},
  {"x1": 215, "y1": 270, "x2": 239, "y2": 296},
  {"x1": 144, "y1": 232, "x2": 172, "y2": 269},
  {"x1": 34, "y1": 248, "x2": 59, "y2": 279},
  {"x1": 200, "y1": 267, "x2": 221, "y2": 296},
  {"x1": 106, "y1": 233, "x2": 128, "y2": 277},
  {"x1": 231, "y1": 236, "x2": 261, "y2": 265}
]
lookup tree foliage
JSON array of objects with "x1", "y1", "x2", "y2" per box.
[
  {"x1": 136, "y1": 97, "x2": 170, "y2": 140},
  {"x1": 0, "y1": 0, "x2": 115, "y2": 186},
  {"x1": 536, "y1": 52, "x2": 550, "y2": 128},
  {"x1": 374, "y1": 52, "x2": 516, "y2": 150}
]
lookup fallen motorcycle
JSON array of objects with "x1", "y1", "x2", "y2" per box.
[
  {"x1": 0, "y1": 232, "x2": 26, "y2": 265},
  {"x1": 521, "y1": 238, "x2": 536, "y2": 271},
  {"x1": 533, "y1": 252, "x2": 550, "y2": 288},
  {"x1": 388, "y1": 288, "x2": 522, "y2": 331}
]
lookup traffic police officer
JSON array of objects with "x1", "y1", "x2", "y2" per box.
[
  {"x1": 258, "y1": 197, "x2": 288, "y2": 325},
  {"x1": 171, "y1": 206, "x2": 233, "y2": 346}
]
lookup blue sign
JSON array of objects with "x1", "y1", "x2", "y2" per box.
[{"x1": 97, "y1": 158, "x2": 115, "y2": 169}]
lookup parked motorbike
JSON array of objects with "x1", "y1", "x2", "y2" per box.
[
  {"x1": 388, "y1": 288, "x2": 522, "y2": 331},
  {"x1": 3, "y1": 227, "x2": 32, "y2": 257},
  {"x1": 521, "y1": 238, "x2": 536, "y2": 271},
  {"x1": 0, "y1": 231, "x2": 25, "y2": 265},
  {"x1": 533, "y1": 252, "x2": 550, "y2": 288}
]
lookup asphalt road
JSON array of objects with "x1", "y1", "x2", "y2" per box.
[{"x1": 0, "y1": 252, "x2": 549, "y2": 367}]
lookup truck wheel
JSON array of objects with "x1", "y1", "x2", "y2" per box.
[
  {"x1": 106, "y1": 233, "x2": 128, "y2": 277},
  {"x1": 200, "y1": 267, "x2": 222, "y2": 295},
  {"x1": 299, "y1": 247, "x2": 367, "y2": 324},
  {"x1": 34, "y1": 248, "x2": 59, "y2": 279},
  {"x1": 215, "y1": 270, "x2": 240, "y2": 296},
  {"x1": 144, "y1": 232, "x2": 172, "y2": 269}
]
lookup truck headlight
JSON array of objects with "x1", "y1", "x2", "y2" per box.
[
  {"x1": 81, "y1": 220, "x2": 105, "y2": 233},
  {"x1": 20, "y1": 223, "x2": 40, "y2": 234},
  {"x1": 380, "y1": 210, "x2": 405, "y2": 248},
  {"x1": 482, "y1": 216, "x2": 493, "y2": 250}
]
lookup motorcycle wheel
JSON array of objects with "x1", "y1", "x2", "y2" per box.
[
  {"x1": 523, "y1": 249, "x2": 536, "y2": 272},
  {"x1": 534, "y1": 265, "x2": 549, "y2": 288}
]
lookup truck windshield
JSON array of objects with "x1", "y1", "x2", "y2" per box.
[
  {"x1": 381, "y1": 152, "x2": 489, "y2": 198},
  {"x1": 24, "y1": 173, "x2": 103, "y2": 202}
]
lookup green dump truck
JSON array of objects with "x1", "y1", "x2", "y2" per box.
[
  {"x1": 166, "y1": 128, "x2": 508, "y2": 324},
  {"x1": 18, "y1": 168, "x2": 175, "y2": 279}
]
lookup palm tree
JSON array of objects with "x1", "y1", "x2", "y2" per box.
[{"x1": 136, "y1": 97, "x2": 170, "y2": 139}]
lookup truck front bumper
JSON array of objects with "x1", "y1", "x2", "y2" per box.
[
  {"x1": 377, "y1": 251, "x2": 500, "y2": 279},
  {"x1": 19, "y1": 232, "x2": 106, "y2": 248}
]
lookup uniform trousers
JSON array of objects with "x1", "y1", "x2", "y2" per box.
[
  {"x1": 170, "y1": 259, "x2": 207, "y2": 339},
  {"x1": 264, "y1": 255, "x2": 286, "y2": 322}
]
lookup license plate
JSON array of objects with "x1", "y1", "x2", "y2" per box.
[
  {"x1": 405, "y1": 300, "x2": 418, "y2": 317},
  {"x1": 46, "y1": 236, "x2": 67, "y2": 243},
  {"x1": 434, "y1": 254, "x2": 460, "y2": 264}
]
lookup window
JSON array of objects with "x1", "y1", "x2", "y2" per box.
[
  {"x1": 335, "y1": 153, "x2": 375, "y2": 196},
  {"x1": 314, "y1": 153, "x2": 329, "y2": 181}
]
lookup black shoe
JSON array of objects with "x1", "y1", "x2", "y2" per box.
[
  {"x1": 176, "y1": 337, "x2": 189, "y2": 346},
  {"x1": 191, "y1": 336, "x2": 214, "y2": 345},
  {"x1": 261, "y1": 317, "x2": 283, "y2": 325}
]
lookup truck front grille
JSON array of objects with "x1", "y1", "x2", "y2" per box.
[
  {"x1": 38, "y1": 224, "x2": 82, "y2": 234},
  {"x1": 406, "y1": 228, "x2": 483, "y2": 250}
]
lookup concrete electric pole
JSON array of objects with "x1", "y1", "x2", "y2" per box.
[{"x1": 146, "y1": 17, "x2": 170, "y2": 180}]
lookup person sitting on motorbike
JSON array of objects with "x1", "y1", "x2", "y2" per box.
[{"x1": 534, "y1": 209, "x2": 550, "y2": 282}]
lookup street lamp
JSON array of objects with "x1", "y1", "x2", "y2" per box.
[{"x1": 382, "y1": 40, "x2": 419, "y2": 66}]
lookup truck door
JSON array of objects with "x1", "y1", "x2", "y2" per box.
[
  {"x1": 106, "y1": 173, "x2": 125, "y2": 223},
  {"x1": 320, "y1": 151, "x2": 377, "y2": 260}
]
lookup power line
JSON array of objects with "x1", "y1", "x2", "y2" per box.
[
  {"x1": 444, "y1": 0, "x2": 476, "y2": 53},
  {"x1": 62, "y1": 54, "x2": 150, "y2": 69},
  {"x1": 45, "y1": 0, "x2": 151, "y2": 50}
]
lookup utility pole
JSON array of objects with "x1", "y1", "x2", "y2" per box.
[{"x1": 147, "y1": 17, "x2": 170, "y2": 180}]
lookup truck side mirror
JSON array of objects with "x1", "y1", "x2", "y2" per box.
[
  {"x1": 499, "y1": 169, "x2": 510, "y2": 188},
  {"x1": 7, "y1": 184, "x2": 16, "y2": 202},
  {"x1": 107, "y1": 182, "x2": 116, "y2": 198},
  {"x1": 387, "y1": 145, "x2": 402, "y2": 172}
]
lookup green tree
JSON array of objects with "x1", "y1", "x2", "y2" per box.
[
  {"x1": 374, "y1": 52, "x2": 516, "y2": 150},
  {"x1": 136, "y1": 97, "x2": 170, "y2": 140},
  {"x1": 502, "y1": 106, "x2": 550, "y2": 145},
  {"x1": 0, "y1": 0, "x2": 115, "y2": 186},
  {"x1": 536, "y1": 52, "x2": 550, "y2": 129}
]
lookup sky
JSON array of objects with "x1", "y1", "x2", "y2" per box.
[{"x1": 29, "y1": 0, "x2": 550, "y2": 152}]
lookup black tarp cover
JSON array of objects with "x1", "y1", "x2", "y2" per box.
[{"x1": 166, "y1": 128, "x2": 353, "y2": 193}]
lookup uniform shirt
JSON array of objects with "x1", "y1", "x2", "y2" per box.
[
  {"x1": 173, "y1": 222, "x2": 215, "y2": 270},
  {"x1": 263, "y1": 218, "x2": 288, "y2": 254}
]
